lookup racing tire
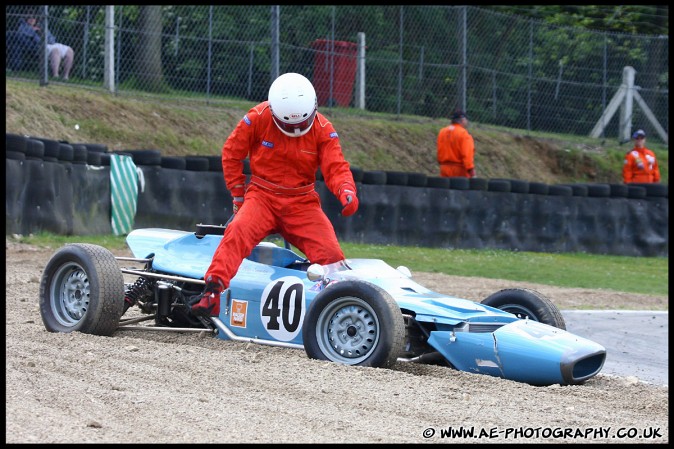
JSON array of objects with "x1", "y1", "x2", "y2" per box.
[
  {"x1": 426, "y1": 176, "x2": 450, "y2": 189},
  {"x1": 480, "y1": 288, "x2": 566, "y2": 330},
  {"x1": 39, "y1": 243, "x2": 125, "y2": 336},
  {"x1": 72, "y1": 144, "x2": 88, "y2": 164},
  {"x1": 628, "y1": 182, "x2": 668, "y2": 198},
  {"x1": 528, "y1": 182, "x2": 549, "y2": 195},
  {"x1": 161, "y1": 156, "x2": 187, "y2": 170},
  {"x1": 487, "y1": 179, "x2": 511, "y2": 192},
  {"x1": 385, "y1": 170, "x2": 409, "y2": 186},
  {"x1": 206, "y1": 155, "x2": 223, "y2": 172},
  {"x1": 303, "y1": 280, "x2": 405, "y2": 369},
  {"x1": 350, "y1": 166, "x2": 364, "y2": 183},
  {"x1": 407, "y1": 172, "x2": 427, "y2": 188},
  {"x1": 6, "y1": 150, "x2": 26, "y2": 160},
  {"x1": 6, "y1": 133, "x2": 28, "y2": 153},
  {"x1": 86, "y1": 151, "x2": 102, "y2": 166},
  {"x1": 449, "y1": 177, "x2": 469, "y2": 190},
  {"x1": 468, "y1": 177, "x2": 488, "y2": 191},
  {"x1": 362, "y1": 170, "x2": 387, "y2": 185},
  {"x1": 548, "y1": 185, "x2": 573, "y2": 196},
  {"x1": 626, "y1": 185, "x2": 647, "y2": 199},
  {"x1": 58, "y1": 143, "x2": 75, "y2": 162}
]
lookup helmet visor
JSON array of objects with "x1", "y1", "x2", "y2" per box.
[{"x1": 271, "y1": 108, "x2": 317, "y2": 137}]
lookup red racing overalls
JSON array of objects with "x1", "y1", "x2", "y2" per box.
[{"x1": 204, "y1": 101, "x2": 357, "y2": 288}]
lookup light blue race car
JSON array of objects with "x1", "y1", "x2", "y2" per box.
[{"x1": 39, "y1": 223, "x2": 606, "y2": 386}]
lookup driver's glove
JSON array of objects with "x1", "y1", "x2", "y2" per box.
[{"x1": 339, "y1": 184, "x2": 359, "y2": 217}]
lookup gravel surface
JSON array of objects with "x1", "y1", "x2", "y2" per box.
[{"x1": 5, "y1": 241, "x2": 669, "y2": 444}]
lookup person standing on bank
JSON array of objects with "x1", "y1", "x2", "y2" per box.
[
  {"x1": 18, "y1": 13, "x2": 75, "y2": 81},
  {"x1": 188, "y1": 72, "x2": 360, "y2": 317},
  {"x1": 622, "y1": 129, "x2": 660, "y2": 184},
  {"x1": 437, "y1": 109, "x2": 476, "y2": 178}
]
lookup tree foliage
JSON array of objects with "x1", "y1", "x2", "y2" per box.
[{"x1": 481, "y1": 5, "x2": 668, "y2": 36}]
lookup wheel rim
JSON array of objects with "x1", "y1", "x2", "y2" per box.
[
  {"x1": 498, "y1": 303, "x2": 539, "y2": 321},
  {"x1": 49, "y1": 262, "x2": 90, "y2": 327},
  {"x1": 315, "y1": 296, "x2": 380, "y2": 364}
]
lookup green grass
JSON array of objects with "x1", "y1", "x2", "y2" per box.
[{"x1": 12, "y1": 233, "x2": 668, "y2": 297}]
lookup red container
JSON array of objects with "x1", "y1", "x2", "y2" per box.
[{"x1": 311, "y1": 39, "x2": 358, "y2": 107}]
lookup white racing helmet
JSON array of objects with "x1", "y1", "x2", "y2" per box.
[{"x1": 268, "y1": 73, "x2": 318, "y2": 137}]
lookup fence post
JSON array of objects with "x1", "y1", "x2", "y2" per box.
[
  {"x1": 619, "y1": 66, "x2": 636, "y2": 142},
  {"x1": 356, "y1": 32, "x2": 366, "y2": 110},
  {"x1": 527, "y1": 18, "x2": 533, "y2": 132},
  {"x1": 459, "y1": 6, "x2": 467, "y2": 113},
  {"x1": 104, "y1": 6, "x2": 115, "y2": 93},
  {"x1": 270, "y1": 5, "x2": 279, "y2": 83},
  {"x1": 39, "y1": 5, "x2": 49, "y2": 86},
  {"x1": 397, "y1": 5, "x2": 403, "y2": 115}
]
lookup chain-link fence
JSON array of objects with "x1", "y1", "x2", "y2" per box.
[{"x1": 6, "y1": 5, "x2": 669, "y2": 144}]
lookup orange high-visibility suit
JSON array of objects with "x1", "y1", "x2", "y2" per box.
[
  {"x1": 623, "y1": 146, "x2": 660, "y2": 183},
  {"x1": 205, "y1": 101, "x2": 356, "y2": 287},
  {"x1": 437, "y1": 123, "x2": 475, "y2": 177}
]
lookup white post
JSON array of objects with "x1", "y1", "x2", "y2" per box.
[
  {"x1": 619, "y1": 66, "x2": 636, "y2": 142},
  {"x1": 355, "y1": 32, "x2": 366, "y2": 110},
  {"x1": 104, "y1": 6, "x2": 115, "y2": 93}
]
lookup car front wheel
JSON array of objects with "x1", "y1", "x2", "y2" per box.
[
  {"x1": 303, "y1": 281, "x2": 405, "y2": 368},
  {"x1": 39, "y1": 243, "x2": 125, "y2": 335}
]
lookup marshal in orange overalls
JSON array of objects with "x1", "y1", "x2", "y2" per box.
[{"x1": 437, "y1": 122, "x2": 475, "y2": 178}]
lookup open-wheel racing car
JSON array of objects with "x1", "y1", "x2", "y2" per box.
[{"x1": 39, "y1": 223, "x2": 606, "y2": 386}]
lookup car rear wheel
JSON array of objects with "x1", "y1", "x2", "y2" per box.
[
  {"x1": 481, "y1": 288, "x2": 566, "y2": 330},
  {"x1": 303, "y1": 281, "x2": 404, "y2": 368},
  {"x1": 39, "y1": 243, "x2": 125, "y2": 335}
]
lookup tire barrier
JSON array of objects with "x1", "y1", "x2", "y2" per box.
[
  {"x1": 86, "y1": 151, "x2": 102, "y2": 166},
  {"x1": 6, "y1": 151, "x2": 25, "y2": 160},
  {"x1": 6, "y1": 133, "x2": 28, "y2": 154},
  {"x1": 72, "y1": 144, "x2": 88, "y2": 165},
  {"x1": 426, "y1": 176, "x2": 451, "y2": 189},
  {"x1": 59, "y1": 144, "x2": 76, "y2": 162},
  {"x1": 25, "y1": 139, "x2": 45, "y2": 160},
  {"x1": 468, "y1": 177, "x2": 488, "y2": 191},
  {"x1": 628, "y1": 182, "x2": 668, "y2": 198},
  {"x1": 122, "y1": 149, "x2": 162, "y2": 166},
  {"x1": 407, "y1": 172, "x2": 427, "y2": 188},
  {"x1": 528, "y1": 182, "x2": 549, "y2": 195},
  {"x1": 558, "y1": 183, "x2": 589, "y2": 197},
  {"x1": 362, "y1": 170, "x2": 387, "y2": 185},
  {"x1": 449, "y1": 177, "x2": 470, "y2": 190},
  {"x1": 4, "y1": 142, "x2": 668, "y2": 257},
  {"x1": 206, "y1": 155, "x2": 223, "y2": 172},
  {"x1": 547, "y1": 185, "x2": 573, "y2": 196},
  {"x1": 185, "y1": 156, "x2": 210, "y2": 171},
  {"x1": 488, "y1": 179, "x2": 511, "y2": 193},
  {"x1": 350, "y1": 166, "x2": 364, "y2": 183},
  {"x1": 29, "y1": 137, "x2": 58, "y2": 159},
  {"x1": 160, "y1": 156, "x2": 188, "y2": 170},
  {"x1": 609, "y1": 183, "x2": 629, "y2": 198}
]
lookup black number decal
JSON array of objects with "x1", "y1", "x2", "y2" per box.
[
  {"x1": 262, "y1": 281, "x2": 283, "y2": 330},
  {"x1": 282, "y1": 284, "x2": 302, "y2": 333}
]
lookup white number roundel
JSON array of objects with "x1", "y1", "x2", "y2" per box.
[{"x1": 260, "y1": 276, "x2": 306, "y2": 341}]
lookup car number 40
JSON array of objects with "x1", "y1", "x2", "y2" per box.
[{"x1": 260, "y1": 276, "x2": 306, "y2": 342}]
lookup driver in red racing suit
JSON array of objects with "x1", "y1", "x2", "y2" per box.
[{"x1": 189, "y1": 72, "x2": 359, "y2": 317}]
